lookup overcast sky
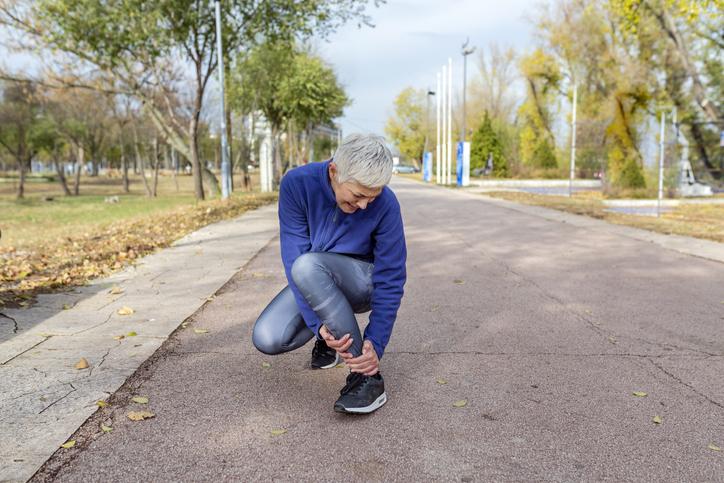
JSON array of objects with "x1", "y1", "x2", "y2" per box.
[{"x1": 316, "y1": 0, "x2": 545, "y2": 137}]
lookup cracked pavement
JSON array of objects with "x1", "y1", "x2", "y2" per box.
[{"x1": 23, "y1": 178, "x2": 724, "y2": 482}]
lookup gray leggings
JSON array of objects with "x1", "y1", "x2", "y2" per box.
[{"x1": 252, "y1": 252, "x2": 373, "y2": 358}]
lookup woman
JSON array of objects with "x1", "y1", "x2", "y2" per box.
[{"x1": 252, "y1": 134, "x2": 407, "y2": 414}]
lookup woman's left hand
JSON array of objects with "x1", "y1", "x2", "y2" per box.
[{"x1": 344, "y1": 340, "x2": 379, "y2": 376}]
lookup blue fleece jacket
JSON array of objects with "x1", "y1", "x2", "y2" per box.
[{"x1": 278, "y1": 159, "x2": 407, "y2": 359}]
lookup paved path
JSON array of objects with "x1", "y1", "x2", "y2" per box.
[
  {"x1": 0, "y1": 204, "x2": 278, "y2": 482},
  {"x1": 14, "y1": 179, "x2": 724, "y2": 481}
]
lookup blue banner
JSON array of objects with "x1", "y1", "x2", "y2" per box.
[{"x1": 423, "y1": 151, "x2": 432, "y2": 182}]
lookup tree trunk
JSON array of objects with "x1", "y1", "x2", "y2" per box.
[
  {"x1": 688, "y1": 122, "x2": 720, "y2": 180},
  {"x1": 53, "y1": 148, "x2": 72, "y2": 196},
  {"x1": 73, "y1": 146, "x2": 83, "y2": 196},
  {"x1": 120, "y1": 141, "x2": 130, "y2": 193},
  {"x1": 16, "y1": 156, "x2": 26, "y2": 199},
  {"x1": 271, "y1": 124, "x2": 282, "y2": 188},
  {"x1": 152, "y1": 135, "x2": 160, "y2": 197},
  {"x1": 133, "y1": 125, "x2": 153, "y2": 197},
  {"x1": 189, "y1": 81, "x2": 205, "y2": 200},
  {"x1": 171, "y1": 147, "x2": 180, "y2": 192},
  {"x1": 202, "y1": 166, "x2": 221, "y2": 196},
  {"x1": 654, "y1": 6, "x2": 721, "y2": 123}
]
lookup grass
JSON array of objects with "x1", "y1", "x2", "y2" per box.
[
  {"x1": 0, "y1": 172, "x2": 258, "y2": 249},
  {"x1": 483, "y1": 190, "x2": 724, "y2": 243},
  {"x1": 0, "y1": 171, "x2": 276, "y2": 307}
]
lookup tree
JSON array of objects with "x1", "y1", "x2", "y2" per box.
[
  {"x1": 231, "y1": 42, "x2": 348, "y2": 183},
  {"x1": 385, "y1": 87, "x2": 426, "y2": 163},
  {"x1": 470, "y1": 111, "x2": 508, "y2": 176},
  {"x1": 465, "y1": 44, "x2": 518, "y2": 133},
  {"x1": 517, "y1": 49, "x2": 560, "y2": 170},
  {"x1": 0, "y1": 0, "x2": 377, "y2": 198},
  {"x1": 280, "y1": 49, "x2": 349, "y2": 167},
  {"x1": 0, "y1": 82, "x2": 41, "y2": 198}
]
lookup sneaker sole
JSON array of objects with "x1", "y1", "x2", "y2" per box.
[
  {"x1": 334, "y1": 391, "x2": 387, "y2": 414},
  {"x1": 311, "y1": 352, "x2": 340, "y2": 370}
]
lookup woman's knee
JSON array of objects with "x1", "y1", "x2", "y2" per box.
[
  {"x1": 252, "y1": 318, "x2": 283, "y2": 355},
  {"x1": 291, "y1": 252, "x2": 324, "y2": 287}
]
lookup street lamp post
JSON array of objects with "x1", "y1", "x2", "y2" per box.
[
  {"x1": 461, "y1": 39, "x2": 475, "y2": 143},
  {"x1": 423, "y1": 89, "x2": 435, "y2": 157},
  {"x1": 214, "y1": 0, "x2": 231, "y2": 199}
]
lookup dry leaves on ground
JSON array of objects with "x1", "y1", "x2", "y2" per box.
[
  {"x1": 127, "y1": 411, "x2": 155, "y2": 421},
  {"x1": 75, "y1": 357, "x2": 89, "y2": 370},
  {"x1": 0, "y1": 194, "x2": 276, "y2": 308}
]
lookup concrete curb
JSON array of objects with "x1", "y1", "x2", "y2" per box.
[
  {"x1": 0, "y1": 203, "x2": 279, "y2": 483},
  {"x1": 467, "y1": 179, "x2": 602, "y2": 188},
  {"x1": 602, "y1": 198, "x2": 724, "y2": 207}
]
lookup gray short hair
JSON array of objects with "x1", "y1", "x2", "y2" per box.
[{"x1": 332, "y1": 134, "x2": 393, "y2": 188}]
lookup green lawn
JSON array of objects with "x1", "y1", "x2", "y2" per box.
[{"x1": 0, "y1": 172, "x2": 258, "y2": 249}]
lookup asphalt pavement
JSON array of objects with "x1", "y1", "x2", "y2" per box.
[{"x1": 31, "y1": 178, "x2": 724, "y2": 482}]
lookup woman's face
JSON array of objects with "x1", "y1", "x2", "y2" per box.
[{"x1": 329, "y1": 162, "x2": 382, "y2": 214}]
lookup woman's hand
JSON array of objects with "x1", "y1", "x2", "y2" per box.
[
  {"x1": 319, "y1": 325, "x2": 353, "y2": 356},
  {"x1": 344, "y1": 340, "x2": 379, "y2": 376}
]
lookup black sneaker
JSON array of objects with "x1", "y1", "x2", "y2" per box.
[
  {"x1": 334, "y1": 372, "x2": 387, "y2": 414},
  {"x1": 311, "y1": 338, "x2": 340, "y2": 369}
]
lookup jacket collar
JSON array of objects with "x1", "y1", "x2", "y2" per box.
[{"x1": 320, "y1": 159, "x2": 337, "y2": 205}]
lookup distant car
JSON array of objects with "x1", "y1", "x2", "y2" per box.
[{"x1": 392, "y1": 164, "x2": 419, "y2": 174}]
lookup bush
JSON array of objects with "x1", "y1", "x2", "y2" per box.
[{"x1": 531, "y1": 138, "x2": 558, "y2": 169}]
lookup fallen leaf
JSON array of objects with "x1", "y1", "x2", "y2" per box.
[
  {"x1": 652, "y1": 415, "x2": 662, "y2": 424},
  {"x1": 453, "y1": 279, "x2": 465, "y2": 285},
  {"x1": 101, "y1": 425, "x2": 113, "y2": 433},
  {"x1": 632, "y1": 391, "x2": 648, "y2": 397},
  {"x1": 132, "y1": 396, "x2": 149, "y2": 404},
  {"x1": 181, "y1": 322, "x2": 189, "y2": 328},
  {"x1": 96, "y1": 400, "x2": 109, "y2": 408},
  {"x1": 453, "y1": 399, "x2": 468, "y2": 408},
  {"x1": 708, "y1": 443, "x2": 721, "y2": 452},
  {"x1": 117, "y1": 306, "x2": 134, "y2": 316},
  {"x1": 193, "y1": 328, "x2": 209, "y2": 334},
  {"x1": 271, "y1": 429, "x2": 287, "y2": 436},
  {"x1": 205, "y1": 295, "x2": 216, "y2": 302},
  {"x1": 75, "y1": 357, "x2": 89, "y2": 370},
  {"x1": 335, "y1": 363, "x2": 345, "y2": 369},
  {"x1": 109, "y1": 286, "x2": 124, "y2": 295},
  {"x1": 60, "y1": 440, "x2": 76, "y2": 449},
  {"x1": 113, "y1": 335, "x2": 125, "y2": 340},
  {"x1": 126, "y1": 331, "x2": 137, "y2": 337},
  {"x1": 127, "y1": 411, "x2": 155, "y2": 421},
  {"x1": 436, "y1": 378, "x2": 448, "y2": 385},
  {"x1": 62, "y1": 303, "x2": 73, "y2": 310},
  {"x1": 608, "y1": 336, "x2": 617, "y2": 344},
  {"x1": 261, "y1": 361, "x2": 271, "y2": 368}
]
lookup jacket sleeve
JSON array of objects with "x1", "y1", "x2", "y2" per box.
[
  {"x1": 278, "y1": 176, "x2": 323, "y2": 336},
  {"x1": 364, "y1": 197, "x2": 407, "y2": 359}
]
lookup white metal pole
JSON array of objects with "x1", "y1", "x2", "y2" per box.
[
  {"x1": 658, "y1": 111, "x2": 665, "y2": 218},
  {"x1": 214, "y1": 0, "x2": 231, "y2": 199},
  {"x1": 447, "y1": 57, "x2": 453, "y2": 185},
  {"x1": 569, "y1": 82, "x2": 577, "y2": 197},
  {"x1": 441, "y1": 64, "x2": 447, "y2": 185},
  {"x1": 436, "y1": 71, "x2": 441, "y2": 184}
]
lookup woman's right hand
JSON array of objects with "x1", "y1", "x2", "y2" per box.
[{"x1": 319, "y1": 325, "x2": 354, "y2": 361}]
